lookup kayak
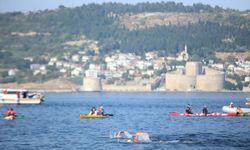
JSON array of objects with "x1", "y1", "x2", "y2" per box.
[
  {"x1": 222, "y1": 106, "x2": 250, "y2": 113},
  {"x1": 2, "y1": 115, "x2": 24, "y2": 120},
  {"x1": 4, "y1": 115, "x2": 15, "y2": 120},
  {"x1": 169, "y1": 112, "x2": 237, "y2": 117},
  {"x1": 246, "y1": 101, "x2": 250, "y2": 106},
  {"x1": 236, "y1": 112, "x2": 250, "y2": 116},
  {"x1": 80, "y1": 114, "x2": 110, "y2": 119}
]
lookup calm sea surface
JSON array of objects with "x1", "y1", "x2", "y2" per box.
[{"x1": 1, "y1": 92, "x2": 250, "y2": 150}]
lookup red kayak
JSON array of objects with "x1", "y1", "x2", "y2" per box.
[{"x1": 169, "y1": 112, "x2": 237, "y2": 117}]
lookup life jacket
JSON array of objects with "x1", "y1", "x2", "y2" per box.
[
  {"x1": 98, "y1": 108, "x2": 103, "y2": 113},
  {"x1": 203, "y1": 108, "x2": 208, "y2": 114},
  {"x1": 186, "y1": 107, "x2": 192, "y2": 114},
  {"x1": 90, "y1": 108, "x2": 96, "y2": 114}
]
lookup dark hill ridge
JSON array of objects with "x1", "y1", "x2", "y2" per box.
[{"x1": 0, "y1": 2, "x2": 250, "y2": 63}]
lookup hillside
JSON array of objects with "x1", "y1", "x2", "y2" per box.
[
  {"x1": 117, "y1": 11, "x2": 250, "y2": 30},
  {"x1": 215, "y1": 51, "x2": 250, "y2": 61},
  {"x1": 0, "y1": 2, "x2": 250, "y2": 84},
  {"x1": 1, "y1": 3, "x2": 250, "y2": 58}
]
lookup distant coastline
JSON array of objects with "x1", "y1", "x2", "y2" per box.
[
  {"x1": 34, "y1": 89, "x2": 250, "y2": 93},
  {"x1": 0, "y1": 79, "x2": 249, "y2": 93}
]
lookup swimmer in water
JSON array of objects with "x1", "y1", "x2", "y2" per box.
[
  {"x1": 113, "y1": 131, "x2": 152, "y2": 143},
  {"x1": 114, "y1": 131, "x2": 133, "y2": 139},
  {"x1": 133, "y1": 132, "x2": 152, "y2": 143}
]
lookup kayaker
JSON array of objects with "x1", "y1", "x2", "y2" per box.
[
  {"x1": 5, "y1": 108, "x2": 11, "y2": 116},
  {"x1": 10, "y1": 108, "x2": 16, "y2": 117},
  {"x1": 114, "y1": 131, "x2": 133, "y2": 139},
  {"x1": 97, "y1": 106, "x2": 104, "y2": 116},
  {"x1": 185, "y1": 104, "x2": 193, "y2": 114},
  {"x1": 229, "y1": 102, "x2": 234, "y2": 108},
  {"x1": 236, "y1": 106, "x2": 243, "y2": 116},
  {"x1": 202, "y1": 105, "x2": 209, "y2": 116},
  {"x1": 5, "y1": 108, "x2": 16, "y2": 117},
  {"x1": 132, "y1": 132, "x2": 152, "y2": 143},
  {"x1": 89, "y1": 107, "x2": 96, "y2": 115}
]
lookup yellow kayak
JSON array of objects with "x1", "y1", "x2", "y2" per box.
[{"x1": 80, "y1": 114, "x2": 109, "y2": 119}]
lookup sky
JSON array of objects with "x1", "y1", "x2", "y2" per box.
[{"x1": 0, "y1": 0, "x2": 250, "y2": 13}]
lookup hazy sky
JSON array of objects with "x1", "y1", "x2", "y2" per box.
[{"x1": 0, "y1": 0, "x2": 250, "y2": 12}]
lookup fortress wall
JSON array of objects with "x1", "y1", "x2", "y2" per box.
[
  {"x1": 185, "y1": 62, "x2": 202, "y2": 76},
  {"x1": 102, "y1": 84, "x2": 152, "y2": 92},
  {"x1": 204, "y1": 68, "x2": 223, "y2": 75},
  {"x1": 165, "y1": 74, "x2": 196, "y2": 91},
  {"x1": 196, "y1": 73, "x2": 224, "y2": 91},
  {"x1": 82, "y1": 77, "x2": 102, "y2": 91}
]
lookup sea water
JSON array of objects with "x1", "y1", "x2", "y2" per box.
[{"x1": 0, "y1": 92, "x2": 250, "y2": 150}]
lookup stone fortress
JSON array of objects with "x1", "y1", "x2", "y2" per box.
[
  {"x1": 82, "y1": 77, "x2": 155, "y2": 92},
  {"x1": 165, "y1": 62, "x2": 225, "y2": 91},
  {"x1": 82, "y1": 62, "x2": 225, "y2": 92},
  {"x1": 82, "y1": 77, "x2": 102, "y2": 91},
  {"x1": 82, "y1": 45, "x2": 225, "y2": 92}
]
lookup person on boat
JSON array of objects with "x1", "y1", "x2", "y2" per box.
[
  {"x1": 236, "y1": 106, "x2": 243, "y2": 116},
  {"x1": 114, "y1": 131, "x2": 133, "y2": 139},
  {"x1": 16, "y1": 91, "x2": 21, "y2": 99},
  {"x1": 229, "y1": 102, "x2": 234, "y2": 108},
  {"x1": 132, "y1": 132, "x2": 152, "y2": 143},
  {"x1": 185, "y1": 104, "x2": 193, "y2": 114},
  {"x1": 89, "y1": 107, "x2": 97, "y2": 115},
  {"x1": 97, "y1": 106, "x2": 104, "y2": 116},
  {"x1": 202, "y1": 105, "x2": 209, "y2": 116}
]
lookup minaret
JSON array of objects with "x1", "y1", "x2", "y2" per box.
[
  {"x1": 184, "y1": 44, "x2": 187, "y2": 53},
  {"x1": 183, "y1": 44, "x2": 189, "y2": 61}
]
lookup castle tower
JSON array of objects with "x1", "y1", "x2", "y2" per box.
[
  {"x1": 185, "y1": 61, "x2": 202, "y2": 76},
  {"x1": 82, "y1": 77, "x2": 102, "y2": 91}
]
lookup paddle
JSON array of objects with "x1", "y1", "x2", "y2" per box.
[
  {"x1": 169, "y1": 112, "x2": 179, "y2": 116},
  {"x1": 104, "y1": 114, "x2": 113, "y2": 116},
  {"x1": 16, "y1": 115, "x2": 25, "y2": 119}
]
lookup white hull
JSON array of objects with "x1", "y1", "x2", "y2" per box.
[
  {"x1": 0, "y1": 98, "x2": 43, "y2": 104},
  {"x1": 222, "y1": 106, "x2": 250, "y2": 113},
  {"x1": 0, "y1": 89, "x2": 44, "y2": 105}
]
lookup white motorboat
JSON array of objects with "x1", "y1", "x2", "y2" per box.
[
  {"x1": 222, "y1": 106, "x2": 250, "y2": 113},
  {"x1": 0, "y1": 89, "x2": 44, "y2": 104}
]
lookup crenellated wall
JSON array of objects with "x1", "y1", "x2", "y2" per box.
[{"x1": 165, "y1": 62, "x2": 225, "y2": 91}]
